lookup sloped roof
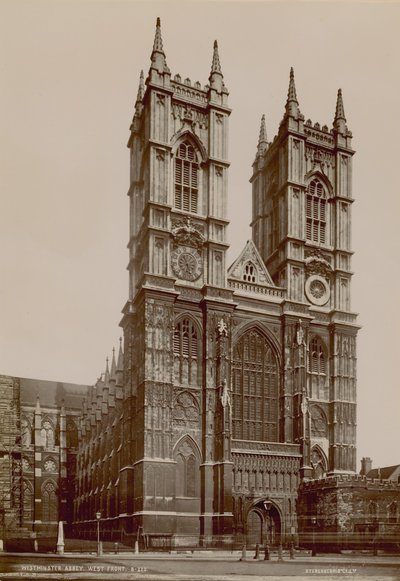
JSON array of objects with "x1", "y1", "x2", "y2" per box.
[
  {"x1": 228, "y1": 239, "x2": 275, "y2": 286},
  {"x1": 366, "y1": 465, "x2": 400, "y2": 481},
  {"x1": 20, "y1": 377, "x2": 89, "y2": 411}
]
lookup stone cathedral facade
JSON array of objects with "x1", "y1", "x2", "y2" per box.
[
  {"x1": 73, "y1": 18, "x2": 359, "y2": 547},
  {"x1": 4, "y1": 19, "x2": 399, "y2": 552}
]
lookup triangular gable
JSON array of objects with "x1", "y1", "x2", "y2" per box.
[{"x1": 227, "y1": 240, "x2": 275, "y2": 286}]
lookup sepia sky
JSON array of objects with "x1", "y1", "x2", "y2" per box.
[{"x1": 1, "y1": 0, "x2": 399, "y2": 468}]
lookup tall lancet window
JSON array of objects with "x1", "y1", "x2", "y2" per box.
[
  {"x1": 309, "y1": 336, "x2": 327, "y2": 400},
  {"x1": 306, "y1": 179, "x2": 327, "y2": 245},
  {"x1": 174, "y1": 141, "x2": 199, "y2": 213},
  {"x1": 173, "y1": 318, "x2": 199, "y2": 386},
  {"x1": 232, "y1": 330, "x2": 279, "y2": 442}
]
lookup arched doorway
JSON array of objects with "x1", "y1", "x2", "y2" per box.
[
  {"x1": 246, "y1": 510, "x2": 263, "y2": 546},
  {"x1": 265, "y1": 505, "x2": 281, "y2": 545},
  {"x1": 246, "y1": 501, "x2": 282, "y2": 547}
]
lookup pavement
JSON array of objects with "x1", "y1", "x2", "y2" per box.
[{"x1": 1, "y1": 549, "x2": 400, "y2": 581}]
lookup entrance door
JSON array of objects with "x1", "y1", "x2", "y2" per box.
[
  {"x1": 246, "y1": 510, "x2": 262, "y2": 547},
  {"x1": 265, "y1": 505, "x2": 281, "y2": 546}
]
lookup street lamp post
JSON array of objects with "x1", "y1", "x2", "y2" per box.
[
  {"x1": 311, "y1": 516, "x2": 317, "y2": 557},
  {"x1": 96, "y1": 512, "x2": 102, "y2": 556},
  {"x1": 263, "y1": 500, "x2": 271, "y2": 560}
]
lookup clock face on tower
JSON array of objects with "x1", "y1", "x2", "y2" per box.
[{"x1": 171, "y1": 246, "x2": 203, "y2": 281}]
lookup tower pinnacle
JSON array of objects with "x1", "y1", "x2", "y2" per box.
[
  {"x1": 152, "y1": 17, "x2": 164, "y2": 55},
  {"x1": 285, "y1": 67, "x2": 300, "y2": 118},
  {"x1": 257, "y1": 114, "x2": 268, "y2": 156},
  {"x1": 136, "y1": 70, "x2": 145, "y2": 103},
  {"x1": 258, "y1": 114, "x2": 268, "y2": 144},
  {"x1": 211, "y1": 40, "x2": 222, "y2": 75},
  {"x1": 208, "y1": 40, "x2": 224, "y2": 93},
  {"x1": 333, "y1": 88, "x2": 347, "y2": 134},
  {"x1": 150, "y1": 17, "x2": 169, "y2": 74}
]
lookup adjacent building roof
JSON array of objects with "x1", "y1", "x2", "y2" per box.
[
  {"x1": 366, "y1": 465, "x2": 400, "y2": 482},
  {"x1": 20, "y1": 377, "x2": 88, "y2": 411}
]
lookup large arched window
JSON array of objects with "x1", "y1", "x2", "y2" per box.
[
  {"x1": 232, "y1": 329, "x2": 279, "y2": 442},
  {"x1": 173, "y1": 318, "x2": 199, "y2": 386},
  {"x1": 306, "y1": 179, "x2": 327, "y2": 245},
  {"x1": 42, "y1": 480, "x2": 58, "y2": 522},
  {"x1": 174, "y1": 141, "x2": 199, "y2": 213},
  {"x1": 309, "y1": 337, "x2": 328, "y2": 400},
  {"x1": 41, "y1": 419, "x2": 55, "y2": 449},
  {"x1": 175, "y1": 439, "x2": 199, "y2": 497},
  {"x1": 22, "y1": 480, "x2": 33, "y2": 523}
]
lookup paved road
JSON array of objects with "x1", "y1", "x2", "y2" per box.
[{"x1": 0, "y1": 552, "x2": 400, "y2": 580}]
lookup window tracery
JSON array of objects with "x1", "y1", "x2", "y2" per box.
[
  {"x1": 242, "y1": 261, "x2": 257, "y2": 283},
  {"x1": 174, "y1": 141, "x2": 199, "y2": 213},
  {"x1": 175, "y1": 439, "x2": 199, "y2": 497},
  {"x1": 173, "y1": 318, "x2": 199, "y2": 386},
  {"x1": 306, "y1": 179, "x2": 327, "y2": 245},
  {"x1": 42, "y1": 480, "x2": 58, "y2": 522},
  {"x1": 309, "y1": 337, "x2": 328, "y2": 400},
  {"x1": 232, "y1": 329, "x2": 279, "y2": 442}
]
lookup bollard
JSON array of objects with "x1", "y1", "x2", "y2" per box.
[
  {"x1": 277, "y1": 544, "x2": 283, "y2": 562},
  {"x1": 264, "y1": 543, "x2": 270, "y2": 560},
  {"x1": 134, "y1": 539, "x2": 139, "y2": 554},
  {"x1": 240, "y1": 544, "x2": 247, "y2": 561},
  {"x1": 114, "y1": 542, "x2": 119, "y2": 554},
  {"x1": 34, "y1": 538, "x2": 38, "y2": 553},
  {"x1": 289, "y1": 541, "x2": 295, "y2": 560}
]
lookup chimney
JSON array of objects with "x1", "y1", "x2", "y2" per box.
[{"x1": 360, "y1": 457, "x2": 372, "y2": 476}]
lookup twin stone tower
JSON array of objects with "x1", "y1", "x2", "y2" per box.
[{"x1": 75, "y1": 17, "x2": 358, "y2": 546}]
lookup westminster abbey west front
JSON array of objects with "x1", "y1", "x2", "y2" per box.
[
  {"x1": 73, "y1": 18, "x2": 359, "y2": 547},
  {"x1": 0, "y1": 18, "x2": 364, "y2": 550}
]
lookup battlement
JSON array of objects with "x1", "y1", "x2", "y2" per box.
[{"x1": 301, "y1": 473, "x2": 400, "y2": 491}]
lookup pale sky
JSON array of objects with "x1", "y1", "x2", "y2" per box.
[{"x1": 1, "y1": 1, "x2": 399, "y2": 469}]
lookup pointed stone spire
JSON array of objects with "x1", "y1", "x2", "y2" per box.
[
  {"x1": 110, "y1": 347, "x2": 117, "y2": 381},
  {"x1": 152, "y1": 17, "x2": 164, "y2": 55},
  {"x1": 208, "y1": 40, "x2": 224, "y2": 93},
  {"x1": 104, "y1": 357, "x2": 110, "y2": 386},
  {"x1": 116, "y1": 338, "x2": 124, "y2": 400},
  {"x1": 257, "y1": 114, "x2": 268, "y2": 156},
  {"x1": 117, "y1": 338, "x2": 124, "y2": 371},
  {"x1": 258, "y1": 114, "x2": 267, "y2": 144},
  {"x1": 35, "y1": 394, "x2": 41, "y2": 414},
  {"x1": 211, "y1": 40, "x2": 222, "y2": 75},
  {"x1": 136, "y1": 70, "x2": 145, "y2": 104},
  {"x1": 285, "y1": 67, "x2": 300, "y2": 118},
  {"x1": 150, "y1": 17, "x2": 169, "y2": 74},
  {"x1": 333, "y1": 88, "x2": 347, "y2": 134}
]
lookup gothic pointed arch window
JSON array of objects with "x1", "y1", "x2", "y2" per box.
[
  {"x1": 309, "y1": 336, "x2": 328, "y2": 400},
  {"x1": 173, "y1": 318, "x2": 199, "y2": 386},
  {"x1": 232, "y1": 329, "x2": 279, "y2": 442},
  {"x1": 242, "y1": 261, "x2": 257, "y2": 283},
  {"x1": 311, "y1": 446, "x2": 328, "y2": 479},
  {"x1": 22, "y1": 480, "x2": 33, "y2": 523},
  {"x1": 41, "y1": 419, "x2": 55, "y2": 449},
  {"x1": 174, "y1": 140, "x2": 199, "y2": 213},
  {"x1": 306, "y1": 178, "x2": 328, "y2": 245},
  {"x1": 42, "y1": 480, "x2": 58, "y2": 522},
  {"x1": 174, "y1": 439, "x2": 199, "y2": 497}
]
